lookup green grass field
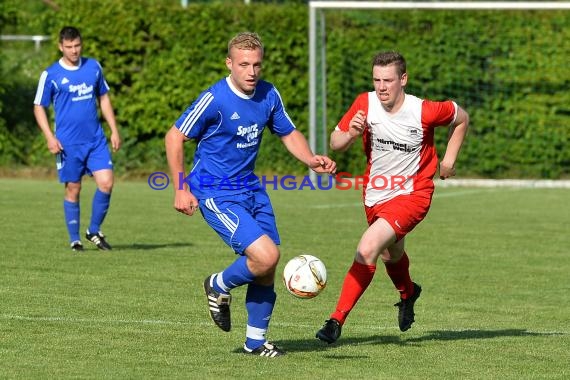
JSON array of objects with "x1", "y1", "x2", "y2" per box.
[{"x1": 0, "y1": 178, "x2": 568, "y2": 379}]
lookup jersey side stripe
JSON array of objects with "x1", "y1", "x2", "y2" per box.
[
  {"x1": 34, "y1": 71, "x2": 49, "y2": 105},
  {"x1": 179, "y1": 92, "x2": 213, "y2": 135}
]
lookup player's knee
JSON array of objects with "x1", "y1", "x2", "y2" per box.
[
  {"x1": 381, "y1": 246, "x2": 404, "y2": 264},
  {"x1": 65, "y1": 182, "x2": 81, "y2": 200},
  {"x1": 379, "y1": 249, "x2": 394, "y2": 264},
  {"x1": 356, "y1": 239, "x2": 385, "y2": 262},
  {"x1": 262, "y1": 248, "x2": 280, "y2": 271},
  {"x1": 245, "y1": 235, "x2": 280, "y2": 276},
  {"x1": 95, "y1": 177, "x2": 114, "y2": 193},
  {"x1": 93, "y1": 170, "x2": 114, "y2": 192},
  {"x1": 98, "y1": 183, "x2": 113, "y2": 193},
  {"x1": 250, "y1": 248, "x2": 280, "y2": 276}
]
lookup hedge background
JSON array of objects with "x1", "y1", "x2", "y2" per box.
[{"x1": 1, "y1": 0, "x2": 568, "y2": 179}]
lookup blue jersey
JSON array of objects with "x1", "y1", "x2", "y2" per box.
[
  {"x1": 33, "y1": 57, "x2": 109, "y2": 145},
  {"x1": 174, "y1": 77, "x2": 296, "y2": 199}
]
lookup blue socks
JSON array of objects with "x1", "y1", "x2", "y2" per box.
[
  {"x1": 245, "y1": 283, "x2": 276, "y2": 350},
  {"x1": 88, "y1": 189, "x2": 111, "y2": 233},
  {"x1": 211, "y1": 255, "x2": 277, "y2": 351},
  {"x1": 63, "y1": 189, "x2": 111, "y2": 243},
  {"x1": 63, "y1": 200, "x2": 80, "y2": 243},
  {"x1": 212, "y1": 255, "x2": 255, "y2": 294}
]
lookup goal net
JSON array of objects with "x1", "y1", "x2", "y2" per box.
[{"x1": 308, "y1": 1, "x2": 570, "y2": 180}]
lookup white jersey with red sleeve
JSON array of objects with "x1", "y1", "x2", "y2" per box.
[{"x1": 335, "y1": 92, "x2": 458, "y2": 206}]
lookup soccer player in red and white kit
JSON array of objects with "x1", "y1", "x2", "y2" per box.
[{"x1": 316, "y1": 51, "x2": 469, "y2": 343}]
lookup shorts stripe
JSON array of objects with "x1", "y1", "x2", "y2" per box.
[{"x1": 205, "y1": 198, "x2": 237, "y2": 233}]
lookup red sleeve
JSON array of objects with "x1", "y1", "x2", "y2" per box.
[
  {"x1": 421, "y1": 100, "x2": 457, "y2": 128},
  {"x1": 337, "y1": 93, "x2": 369, "y2": 131}
]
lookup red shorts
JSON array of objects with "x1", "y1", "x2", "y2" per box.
[{"x1": 365, "y1": 191, "x2": 433, "y2": 241}]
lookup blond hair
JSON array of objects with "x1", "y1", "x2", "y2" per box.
[{"x1": 227, "y1": 32, "x2": 264, "y2": 58}]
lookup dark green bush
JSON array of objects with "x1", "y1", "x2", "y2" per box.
[{"x1": 1, "y1": 1, "x2": 568, "y2": 179}]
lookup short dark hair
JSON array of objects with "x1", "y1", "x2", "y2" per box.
[
  {"x1": 59, "y1": 26, "x2": 81, "y2": 43},
  {"x1": 372, "y1": 51, "x2": 406, "y2": 77}
]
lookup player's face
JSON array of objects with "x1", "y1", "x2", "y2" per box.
[
  {"x1": 372, "y1": 64, "x2": 407, "y2": 112},
  {"x1": 59, "y1": 38, "x2": 82, "y2": 66},
  {"x1": 226, "y1": 47, "x2": 263, "y2": 95}
]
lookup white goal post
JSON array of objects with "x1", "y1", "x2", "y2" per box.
[{"x1": 307, "y1": 1, "x2": 570, "y2": 183}]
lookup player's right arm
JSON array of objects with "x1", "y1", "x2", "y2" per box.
[
  {"x1": 330, "y1": 110, "x2": 367, "y2": 152},
  {"x1": 34, "y1": 69, "x2": 63, "y2": 154},
  {"x1": 330, "y1": 94, "x2": 369, "y2": 152},
  {"x1": 33, "y1": 104, "x2": 62, "y2": 154},
  {"x1": 165, "y1": 126, "x2": 198, "y2": 216}
]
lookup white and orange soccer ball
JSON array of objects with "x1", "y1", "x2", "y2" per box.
[{"x1": 282, "y1": 254, "x2": 327, "y2": 299}]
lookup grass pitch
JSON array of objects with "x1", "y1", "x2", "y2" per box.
[{"x1": 0, "y1": 178, "x2": 568, "y2": 379}]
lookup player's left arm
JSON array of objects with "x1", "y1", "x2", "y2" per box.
[
  {"x1": 99, "y1": 93, "x2": 121, "y2": 152},
  {"x1": 439, "y1": 105, "x2": 469, "y2": 179},
  {"x1": 280, "y1": 130, "x2": 336, "y2": 174}
]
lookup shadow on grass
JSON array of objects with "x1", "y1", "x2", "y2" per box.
[
  {"x1": 260, "y1": 329, "x2": 565, "y2": 357},
  {"x1": 109, "y1": 242, "x2": 194, "y2": 251}
]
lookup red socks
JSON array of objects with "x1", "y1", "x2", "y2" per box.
[
  {"x1": 384, "y1": 252, "x2": 414, "y2": 300},
  {"x1": 331, "y1": 261, "x2": 376, "y2": 324},
  {"x1": 329, "y1": 253, "x2": 414, "y2": 324}
]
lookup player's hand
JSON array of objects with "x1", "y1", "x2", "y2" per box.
[
  {"x1": 439, "y1": 161, "x2": 456, "y2": 180},
  {"x1": 309, "y1": 155, "x2": 337, "y2": 174},
  {"x1": 174, "y1": 189, "x2": 199, "y2": 216},
  {"x1": 349, "y1": 110, "x2": 368, "y2": 137},
  {"x1": 47, "y1": 136, "x2": 63, "y2": 154},
  {"x1": 110, "y1": 132, "x2": 121, "y2": 152}
]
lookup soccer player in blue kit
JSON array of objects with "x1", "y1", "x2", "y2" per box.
[
  {"x1": 34, "y1": 26, "x2": 121, "y2": 251},
  {"x1": 165, "y1": 32, "x2": 336, "y2": 358}
]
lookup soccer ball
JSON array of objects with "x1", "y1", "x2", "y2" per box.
[{"x1": 282, "y1": 254, "x2": 327, "y2": 299}]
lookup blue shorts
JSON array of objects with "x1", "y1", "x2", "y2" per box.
[
  {"x1": 199, "y1": 189, "x2": 280, "y2": 255},
  {"x1": 56, "y1": 136, "x2": 113, "y2": 183}
]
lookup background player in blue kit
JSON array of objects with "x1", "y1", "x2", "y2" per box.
[
  {"x1": 33, "y1": 26, "x2": 121, "y2": 252},
  {"x1": 165, "y1": 32, "x2": 336, "y2": 358}
]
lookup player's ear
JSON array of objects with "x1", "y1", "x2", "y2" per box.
[
  {"x1": 225, "y1": 57, "x2": 232, "y2": 71},
  {"x1": 400, "y1": 73, "x2": 408, "y2": 87}
]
